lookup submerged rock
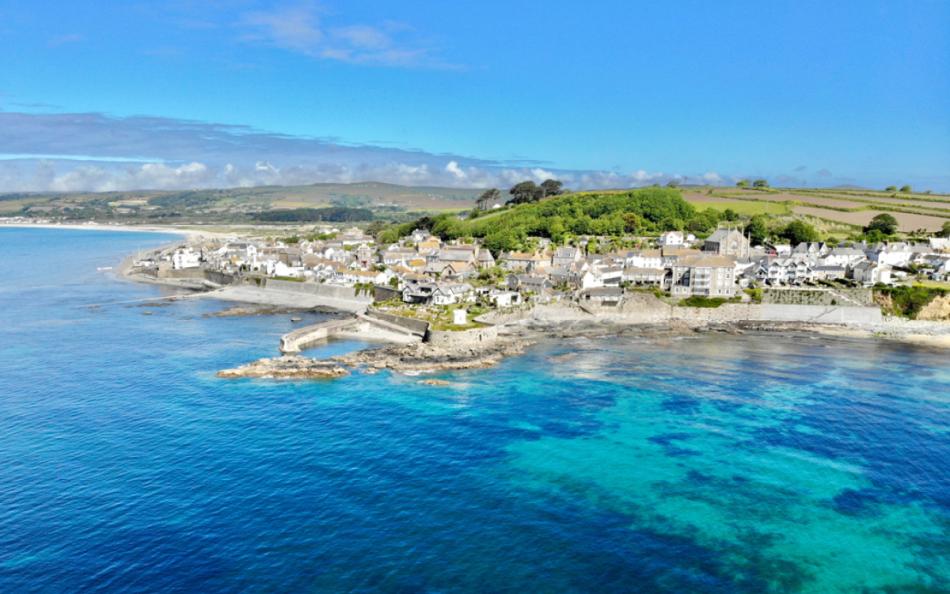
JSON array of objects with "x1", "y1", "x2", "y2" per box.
[
  {"x1": 419, "y1": 379, "x2": 451, "y2": 386},
  {"x1": 217, "y1": 356, "x2": 349, "y2": 379}
]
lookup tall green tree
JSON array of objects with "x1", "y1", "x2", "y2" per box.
[
  {"x1": 508, "y1": 181, "x2": 543, "y2": 204},
  {"x1": 744, "y1": 215, "x2": 769, "y2": 245},
  {"x1": 736, "y1": 179, "x2": 750, "y2": 188},
  {"x1": 865, "y1": 213, "x2": 898, "y2": 236},
  {"x1": 539, "y1": 179, "x2": 564, "y2": 197},
  {"x1": 752, "y1": 179, "x2": 769, "y2": 188},
  {"x1": 476, "y1": 188, "x2": 501, "y2": 211},
  {"x1": 780, "y1": 220, "x2": 819, "y2": 244},
  {"x1": 899, "y1": 185, "x2": 912, "y2": 193}
]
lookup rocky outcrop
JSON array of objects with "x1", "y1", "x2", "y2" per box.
[
  {"x1": 217, "y1": 356, "x2": 349, "y2": 379},
  {"x1": 334, "y1": 334, "x2": 534, "y2": 373},
  {"x1": 917, "y1": 294, "x2": 950, "y2": 321}
]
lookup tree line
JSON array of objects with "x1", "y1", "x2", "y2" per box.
[{"x1": 475, "y1": 179, "x2": 565, "y2": 211}]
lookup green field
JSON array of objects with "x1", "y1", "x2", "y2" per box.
[{"x1": 683, "y1": 198, "x2": 789, "y2": 216}]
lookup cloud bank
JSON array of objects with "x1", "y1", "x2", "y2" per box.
[{"x1": 0, "y1": 111, "x2": 734, "y2": 193}]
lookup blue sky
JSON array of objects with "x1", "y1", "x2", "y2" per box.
[{"x1": 0, "y1": 0, "x2": 948, "y2": 192}]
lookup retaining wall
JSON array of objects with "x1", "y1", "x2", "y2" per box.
[
  {"x1": 364, "y1": 311, "x2": 429, "y2": 336},
  {"x1": 427, "y1": 325, "x2": 499, "y2": 348},
  {"x1": 264, "y1": 279, "x2": 374, "y2": 304}
]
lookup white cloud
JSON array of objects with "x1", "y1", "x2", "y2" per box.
[
  {"x1": 445, "y1": 160, "x2": 466, "y2": 180},
  {"x1": 239, "y1": 4, "x2": 454, "y2": 69}
]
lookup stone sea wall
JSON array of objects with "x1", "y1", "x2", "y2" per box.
[{"x1": 427, "y1": 326, "x2": 499, "y2": 348}]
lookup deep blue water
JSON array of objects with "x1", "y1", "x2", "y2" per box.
[{"x1": 0, "y1": 227, "x2": 948, "y2": 593}]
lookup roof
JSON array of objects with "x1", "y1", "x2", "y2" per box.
[
  {"x1": 581, "y1": 287, "x2": 624, "y2": 297},
  {"x1": 706, "y1": 228, "x2": 742, "y2": 242},
  {"x1": 674, "y1": 255, "x2": 736, "y2": 268}
]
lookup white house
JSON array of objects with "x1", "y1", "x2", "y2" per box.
[
  {"x1": 489, "y1": 289, "x2": 522, "y2": 308},
  {"x1": 172, "y1": 248, "x2": 201, "y2": 270},
  {"x1": 432, "y1": 283, "x2": 475, "y2": 306},
  {"x1": 658, "y1": 231, "x2": 686, "y2": 247}
]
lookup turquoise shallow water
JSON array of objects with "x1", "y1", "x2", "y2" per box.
[{"x1": 0, "y1": 228, "x2": 948, "y2": 593}]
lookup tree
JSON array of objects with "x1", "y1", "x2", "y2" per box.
[
  {"x1": 476, "y1": 188, "x2": 501, "y2": 211},
  {"x1": 865, "y1": 213, "x2": 898, "y2": 236},
  {"x1": 780, "y1": 220, "x2": 819, "y2": 244},
  {"x1": 539, "y1": 179, "x2": 564, "y2": 197},
  {"x1": 940, "y1": 221, "x2": 950, "y2": 238},
  {"x1": 508, "y1": 181, "x2": 543, "y2": 205},
  {"x1": 885, "y1": 186, "x2": 897, "y2": 192},
  {"x1": 666, "y1": 180, "x2": 680, "y2": 188},
  {"x1": 745, "y1": 215, "x2": 769, "y2": 245},
  {"x1": 722, "y1": 208, "x2": 740, "y2": 222},
  {"x1": 899, "y1": 185, "x2": 912, "y2": 193},
  {"x1": 753, "y1": 179, "x2": 769, "y2": 188},
  {"x1": 736, "y1": 179, "x2": 750, "y2": 188}
]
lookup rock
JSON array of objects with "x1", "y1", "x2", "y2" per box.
[
  {"x1": 419, "y1": 379, "x2": 451, "y2": 386},
  {"x1": 217, "y1": 356, "x2": 349, "y2": 379}
]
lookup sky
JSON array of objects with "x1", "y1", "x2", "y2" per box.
[{"x1": 0, "y1": 0, "x2": 948, "y2": 192}]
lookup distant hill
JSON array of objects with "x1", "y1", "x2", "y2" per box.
[{"x1": 0, "y1": 181, "x2": 484, "y2": 222}]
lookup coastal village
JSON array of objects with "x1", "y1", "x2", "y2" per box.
[{"x1": 135, "y1": 223, "x2": 950, "y2": 317}]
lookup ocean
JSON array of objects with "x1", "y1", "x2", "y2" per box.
[{"x1": 0, "y1": 227, "x2": 947, "y2": 593}]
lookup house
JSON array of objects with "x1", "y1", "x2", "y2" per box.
[
  {"x1": 658, "y1": 231, "x2": 686, "y2": 247},
  {"x1": 623, "y1": 267, "x2": 666, "y2": 286},
  {"x1": 762, "y1": 257, "x2": 813, "y2": 285},
  {"x1": 703, "y1": 228, "x2": 751, "y2": 259},
  {"x1": 489, "y1": 289, "x2": 522, "y2": 308},
  {"x1": 597, "y1": 266, "x2": 624, "y2": 286},
  {"x1": 476, "y1": 249, "x2": 496, "y2": 268},
  {"x1": 625, "y1": 249, "x2": 662, "y2": 269},
  {"x1": 432, "y1": 283, "x2": 475, "y2": 306},
  {"x1": 410, "y1": 228, "x2": 431, "y2": 243},
  {"x1": 172, "y1": 248, "x2": 201, "y2": 270},
  {"x1": 552, "y1": 246, "x2": 582, "y2": 268},
  {"x1": 813, "y1": 265, "x2": 848, "y2": 281},
  {"x1": 851, "y1": 262, "x2": 892, "y2": 286},
  {"x1": 382, "y1": 248, "x2": 417, "y2": 266},
  {"x1": 507, "y1": 274, "x2": 552, "y2": 293},
  {"x1": 821, "y1": 247, "x2": 866, "y2": 268},
  {"x1": 579, "y1": 286, "x2": 624, "y2": 307},
  {"x1": 439, "y1": 245, "x2": 478, "y2": 266},
  {"x1": 670, "y1": 255, "x2": 737, "y2": 297},
  {"x1": 500, "y1": 251, "x2": 538, "y2": 272},
  {"x1": 402, "y1": 280, "x2": 438, "y2": 304}
]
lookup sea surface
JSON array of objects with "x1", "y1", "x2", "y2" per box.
[{"x1": 0, "y1": 227, "x2": 948, "y2": 593}]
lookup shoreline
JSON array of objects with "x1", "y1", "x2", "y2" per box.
[
  {"x1": 0, "y1": 221, "x2": 219, "y2": 237},
  {"x1": 216, "y1": 314, "x2": 950, "y2": 380}
]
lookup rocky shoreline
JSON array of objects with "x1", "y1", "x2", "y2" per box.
[
  {"x1": 216, "y1": 315, "x2": 950, "y2": 381},
  {"x1": 216, "y1": 356, "x2": 349, "y2": 379}
]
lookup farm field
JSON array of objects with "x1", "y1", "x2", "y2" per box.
[
  {"x1": 691, "y1": 187, "x2": 950, "y2": 232},
  {"x1": 682, "y1": 194, "x2": 789, "y2": 215},
  {"x1": 793, "y1": 206, "x2": 947, "y2": 232}
]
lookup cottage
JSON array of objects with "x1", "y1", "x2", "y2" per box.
[
  {"x1": 402, "y1": 280, "x2": 438, "y2": 304},
  {"x1": 579, "y1": 286, "x2": 624, "y2": 307},
  {"x1": 851, "y1": 262, "x2": 892, "y2": 286},
  {"x1": 432, "y1": 283, "x2": 475, "y2": 306},
  {"x1": 489, "y1": 289, "x2": 522, "y2": 308},
  {"x1": 625, "y1": 249, "x2": 662, "y2": 269},
  {"x1": 552, "y1": 246, "x2": 583, "y2": 268}
]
